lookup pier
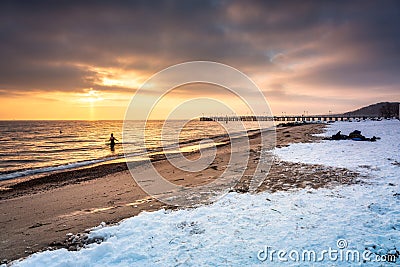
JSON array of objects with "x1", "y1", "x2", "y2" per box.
[{"x1": 199, "y1": 115, "x2": 396, "y2": 122}]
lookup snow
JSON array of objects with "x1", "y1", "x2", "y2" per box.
[
  {"x1": 276, "y1": 120, "x2": 400, "y2": 174},
  {"x1": 11, "y1": 120, "x2": 400, "y2": 266}
]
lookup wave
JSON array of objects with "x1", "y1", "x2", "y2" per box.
[
  {"x1": 0, "y1": 155, "x2": 125, "y2": 181},
  {"x1": 27, "y1": 147, "x2": 104, "y2": 154},
  {"x1": 0, "y1": 159, "x2": 45, "y2": 164},
  {"x1": 46, "y1": 139, "x2": 97, "y2": 144}
]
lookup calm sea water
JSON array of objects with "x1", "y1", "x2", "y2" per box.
[{"x1": 0, "y1": 120, "x2": 273, "y2": 181}]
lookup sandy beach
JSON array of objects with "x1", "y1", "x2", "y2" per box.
[{"x1": 0, "y1": 123, "x2": 360, "y2": 263}]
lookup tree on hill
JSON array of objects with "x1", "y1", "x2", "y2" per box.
[{"x1": 380, "y1": 103, "x2": 398, "y2": 118}]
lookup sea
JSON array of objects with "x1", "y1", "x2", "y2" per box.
[{"x1": 0, "y1": 120, "x2": 273, "y2": 181}]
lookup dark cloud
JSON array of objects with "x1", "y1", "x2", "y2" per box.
[
  {"x1": 0, "y1": 60, "x2": 95, "y2": 91},
  {"x1": 0, "y1": 0, "x2": 399, "y2": 103}
]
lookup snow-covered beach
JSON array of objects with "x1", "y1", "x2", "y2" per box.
[{"x1": 10, "y1": 120, "x2": 400, "y2": 266}]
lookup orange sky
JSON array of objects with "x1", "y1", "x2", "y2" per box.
[{"x1": 1, "y1": 65, "x2": 395, "y2": 120}]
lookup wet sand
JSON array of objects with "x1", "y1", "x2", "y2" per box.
[{"x1": 0, "y1": 123, "x2": 360, "y2": 263}]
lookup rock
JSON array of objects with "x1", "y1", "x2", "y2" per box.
[{"x1": 68, "y1": 246, "x2": 77, "y2": 251}]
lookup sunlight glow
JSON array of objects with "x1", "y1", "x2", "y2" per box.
[
  {"x1": 79, "y1": 89, "x2": 104, "y2": 103},
  {"x1": 100, "y1": 74, "x2": 143, "y2": 89}
]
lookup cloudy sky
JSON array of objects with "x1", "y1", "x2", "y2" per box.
[{"x1": 1, "y1": 0, "x2": 399, "y2": 119}]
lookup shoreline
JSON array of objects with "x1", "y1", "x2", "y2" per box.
[
  {"x1": 0, "y1": 127, "x2": 268, "y2": 200},
  {"x1": 0, "y1": 123, "x2": 360, "y2": 263},
  {"x1": 0, "y1": 126, "x2": 267, "y2": 191}
]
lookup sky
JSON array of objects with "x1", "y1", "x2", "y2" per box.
[{"x1": 1, "y1": 0, "x2": 399, "y2": 120}]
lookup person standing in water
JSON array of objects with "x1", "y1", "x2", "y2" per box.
[{"x1": 109, "y1": 133, "x2": 118, "y2": 150}]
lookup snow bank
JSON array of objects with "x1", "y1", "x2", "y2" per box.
[
  {"x1": 12, "y1": 120, "x2": 400, "y2": 266},
  {"x1": 276, "y1": 120, "x2": 400, "y2": 175}
]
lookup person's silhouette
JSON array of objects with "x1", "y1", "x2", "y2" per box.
[{"x1": 109, "y1": 133, "x2": 118, "y2": 150}]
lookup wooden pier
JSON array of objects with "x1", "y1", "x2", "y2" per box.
[{"x1": 199, "y1": 115, "x2": 396, "y2": 122}]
